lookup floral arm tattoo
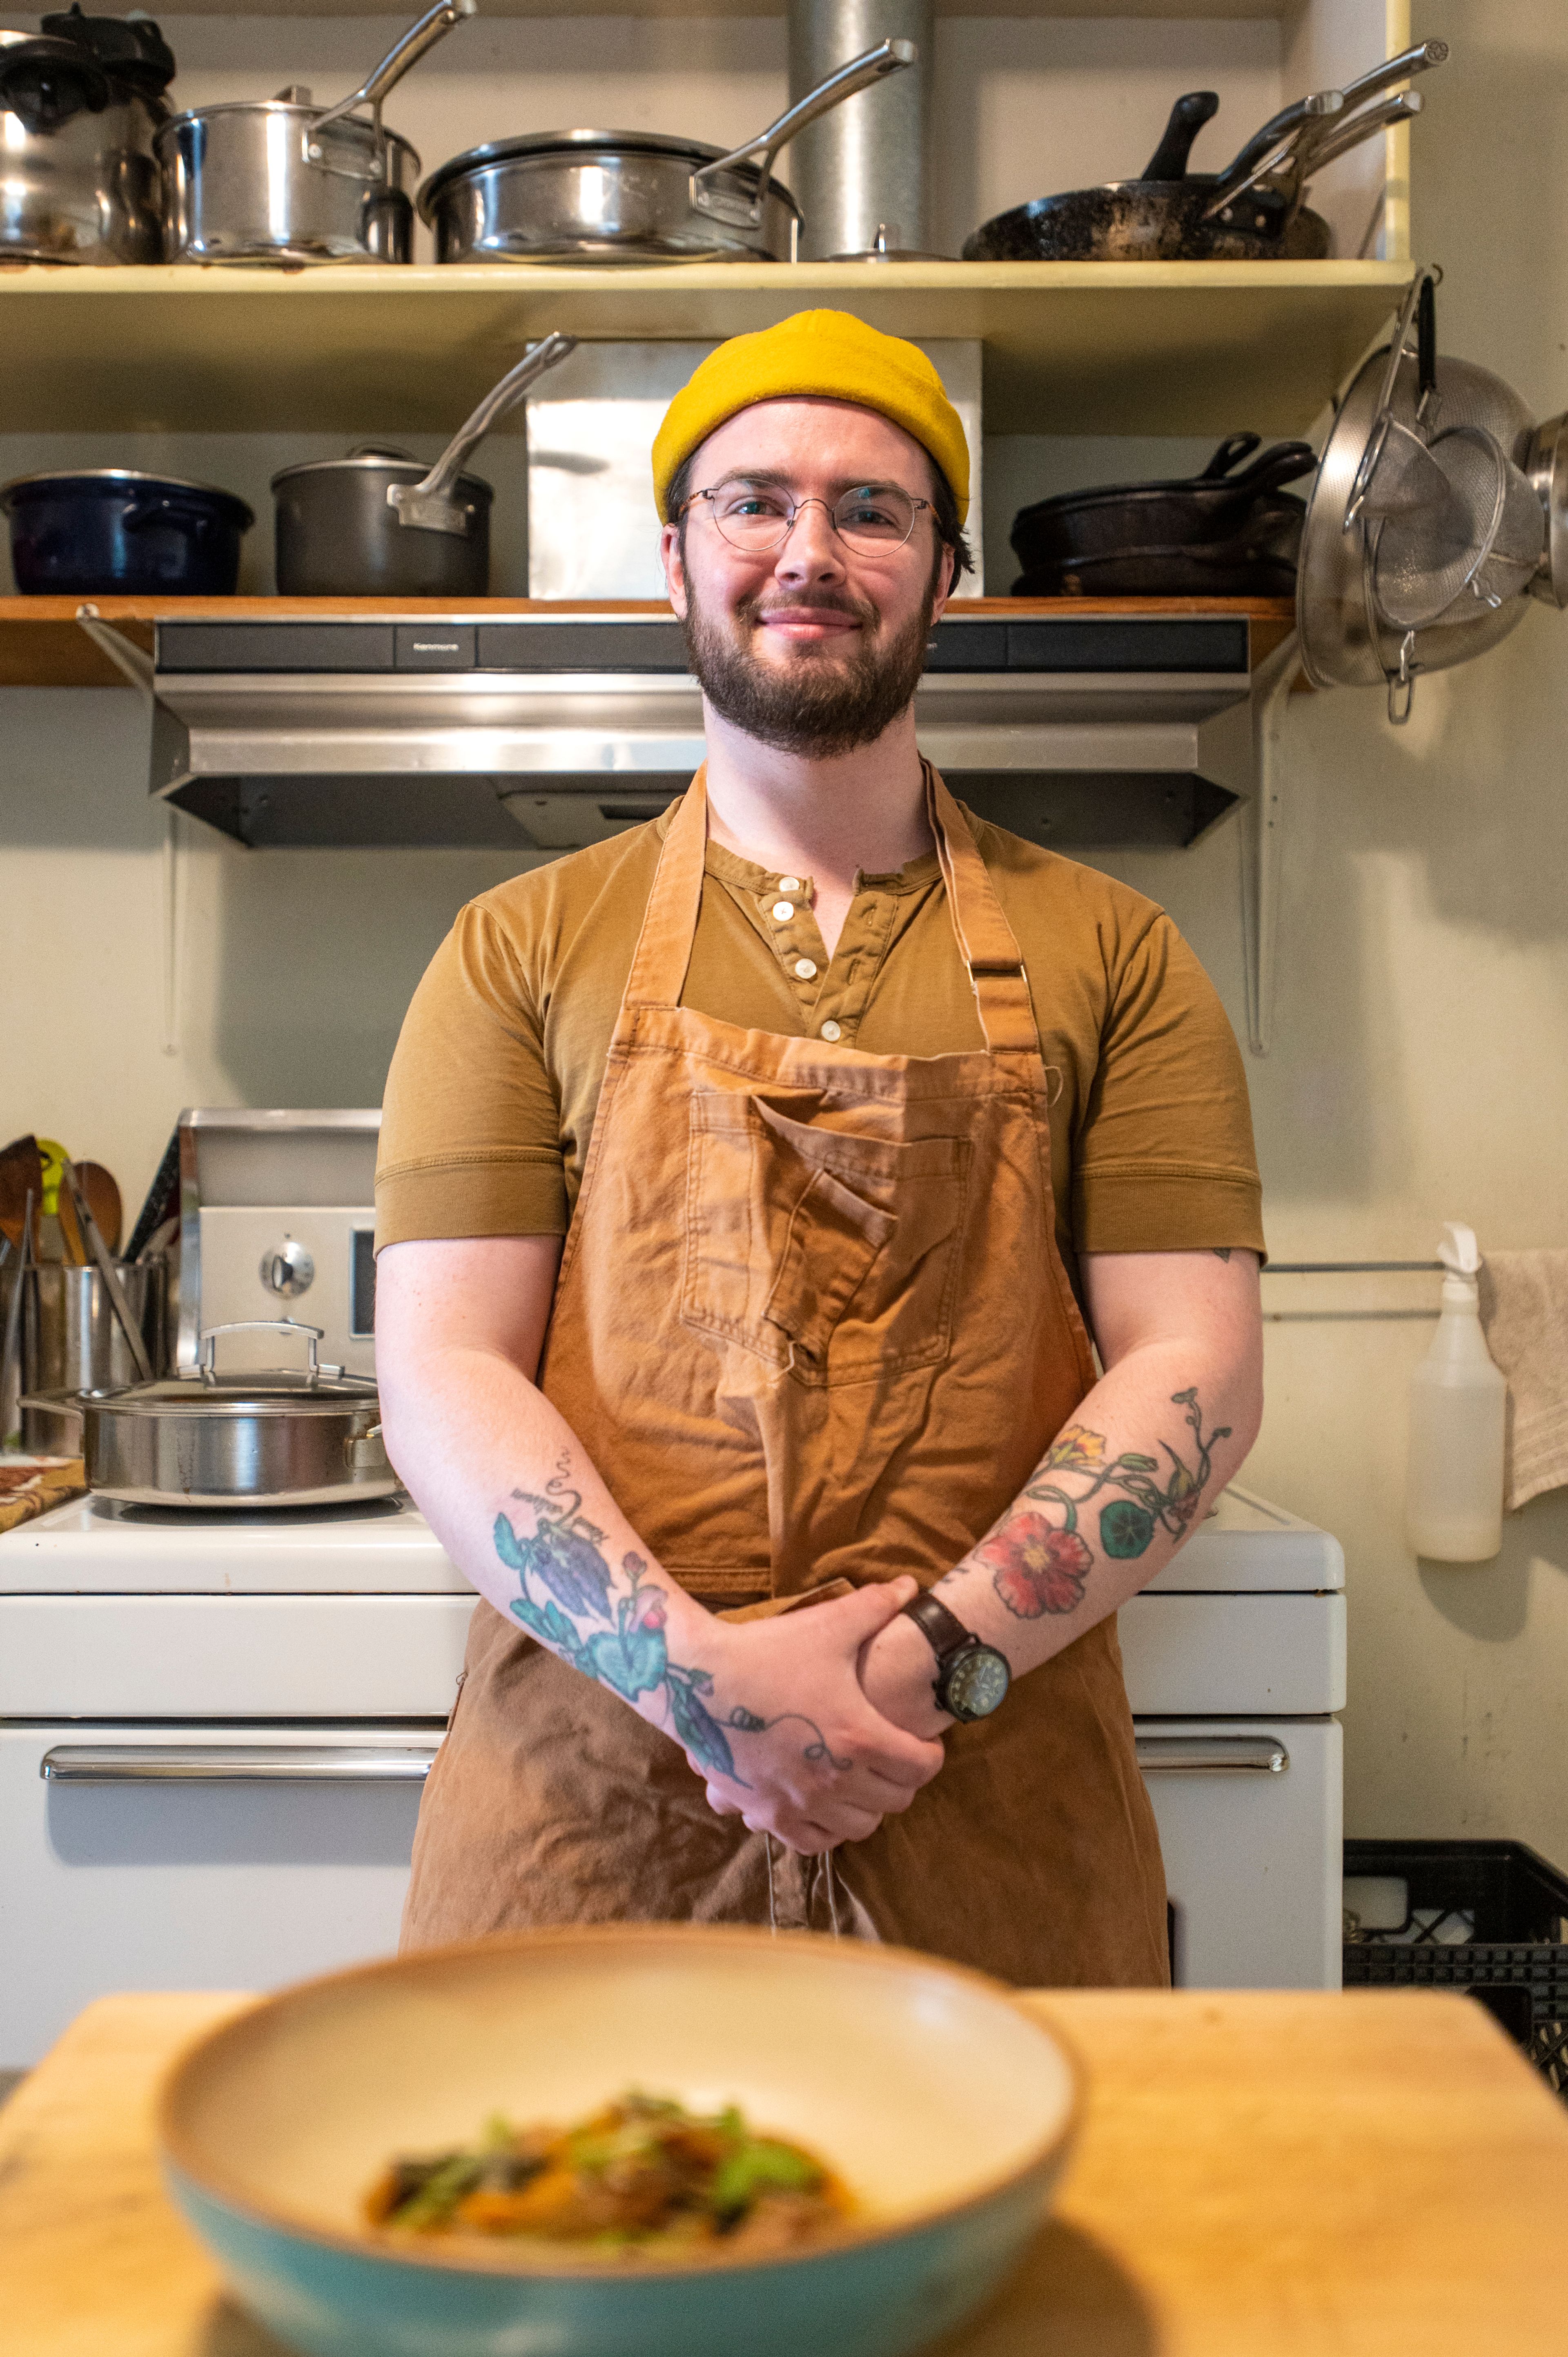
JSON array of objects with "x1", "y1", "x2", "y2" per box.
[
  {"x1": 965, "y1": 1389, "x2": 1230, "y2": 1621},
  {"x1": 492, "y1": 1458, "x2": 848, "y2": 1784}
]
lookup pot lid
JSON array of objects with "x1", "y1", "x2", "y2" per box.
[
  {"x1": 0, "y1": 468, "x2": 255, "y2": 526},
  {"x1": 269, "y1": 451, "x2": 492, "y2": 495},
  {"x1": 85, "y1": 1367, "x2": 380, "y2": 1416},
  {"x1": 417, "y1": 127, "x2": 800, "y2": 216}
]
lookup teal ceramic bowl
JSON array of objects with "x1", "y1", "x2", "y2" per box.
[{"x1": 159, "y1": 1924, "x2": 1081, "y2": 2357}]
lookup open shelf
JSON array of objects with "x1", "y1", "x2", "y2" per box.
[
  {"x1": 0, "y1": 260, "x2": 1408, "y2": 441},
  {"x1": 0, "y1": 593, "x2": 1296, "y2": 688}
]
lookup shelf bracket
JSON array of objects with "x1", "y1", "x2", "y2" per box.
[
  {"x1": 1239, "y1": 627, "x2": 1300, "y2": 1058},
  {"x1": 74, "y1": 604, "x2": 155, "y2": 702}
]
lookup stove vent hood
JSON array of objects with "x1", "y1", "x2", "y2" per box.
[{"x1": 145, "y1": 612, "x2": 1259, "y2": 852}]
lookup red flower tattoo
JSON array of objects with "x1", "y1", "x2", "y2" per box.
[{"x1": 979, "y1": 1514, "x2": 1094, "y2": 1618}]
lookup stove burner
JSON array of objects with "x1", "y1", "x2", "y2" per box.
[{"x1": 89, "y1": 1492, "x2": 410, "y2": 1530}]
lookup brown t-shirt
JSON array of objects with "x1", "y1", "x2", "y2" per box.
[{"x1": 376, "y1": 793, "x2": 1265, "y2": 1276}]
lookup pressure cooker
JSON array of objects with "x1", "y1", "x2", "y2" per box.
[{"x1": 0, "y1": 6, "x2": 176, "y2": 264}]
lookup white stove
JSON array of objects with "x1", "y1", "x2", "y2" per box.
[{"x1": 0, "y1": 1485, "x2": 1343, "y2": 2067}]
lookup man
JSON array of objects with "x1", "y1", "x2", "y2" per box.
[{"x1": 375, "y1": 310, "x2": 1265, "y2": 1985}]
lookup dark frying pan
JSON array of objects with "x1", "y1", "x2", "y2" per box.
[
  {"x1": 963, "y1": 89, "x2": 1332, "y2": 262},
  {"x1": 1009, "y1": 432, "x2": 1314, "y2": 598},
  {"x1": 1011, "y1": 433, "x2": 1316, "y2": 567}
]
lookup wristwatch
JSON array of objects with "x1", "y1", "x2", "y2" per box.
[{"x1": 900, "y1": 1592, "x2": 1011, "y2": 1723}]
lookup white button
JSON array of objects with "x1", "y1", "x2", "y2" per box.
[
  {"x1": 771, "y1": 900, "x2": 795, "y2": 922},
  {"x1": 794, "y1": 957, "x2": 818, "y2": 980},
  {"x1": 778, "y1": 875, "x2": 803, "y2": 894},
  {"x1": 820, "y1": 1020, "x2": 842, "y2": 1041}
]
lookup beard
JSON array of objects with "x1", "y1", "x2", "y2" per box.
[{"x1": 681, "y1": 574, "x2": 935, "y2": 758}]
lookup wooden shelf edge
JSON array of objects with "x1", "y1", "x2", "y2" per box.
[{"x1": 0, "y1": 593, "x2": 1295, "y2": 687}]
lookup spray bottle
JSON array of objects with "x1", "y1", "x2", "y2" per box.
[{"x1": 1405, "y1": 1222, "x2": 1506, "y2": 1562}]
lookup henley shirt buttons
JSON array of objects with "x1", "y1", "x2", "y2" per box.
[
  {"x1": 778, "y1": 876, "x2": 803, "y2": 894},
  {"x1": 820, "y1": 1020, "x2": 843, "y2": 1041},
  {"x1": 794, "y1": 958, "x2": 818, "y2": 980},
  {"x1": 771, "y1": 900, "x2": 795, "y2": 923}
]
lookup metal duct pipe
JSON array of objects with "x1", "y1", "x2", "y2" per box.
[{"x1": 786, "y1": 0, "x2": 935, "y2": 259}]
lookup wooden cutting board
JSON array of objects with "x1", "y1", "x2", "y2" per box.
[{"x1": 2, "y1": 1987, "x2": 1565, "y2": 2356}]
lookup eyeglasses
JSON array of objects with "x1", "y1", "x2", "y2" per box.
[{"x1": 681, "y1": 478, "x2": 933, "y2": 557}]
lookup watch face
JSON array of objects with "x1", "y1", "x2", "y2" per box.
[{"x1": 943, "y1": 1644, "x2": 1011, "y2": 1721}]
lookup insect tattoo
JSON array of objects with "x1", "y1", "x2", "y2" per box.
[
  {"x1": 492, "y1": 1458, "x2": 849, "y2": 1785},
  {"x1": 968, "y1": 1389, "x2": 1230, "y2": 1620}
]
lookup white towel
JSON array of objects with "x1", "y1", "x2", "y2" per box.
[{"x1": 1477, "y1": 1250, "x2": 1568, "y2": 1511}]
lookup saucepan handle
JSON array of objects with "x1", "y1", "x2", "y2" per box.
[
  {"x1": 388, "y1": 334, "x2": 578, "y2": 535},
  {"x1": 308, "y1": 0, "x2": 475, "y2": 143},
  {"x1": 690, "y1": 39, "x2": 916, "y2": 232}
]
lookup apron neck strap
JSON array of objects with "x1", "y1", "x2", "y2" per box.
[
  {"x1": 925, "y1": 765, "x2": 1039, "y2": 1054},
  {"x1": 620, "y1": 766, "x2": 712, "y2": 1015},
  {"x1": 620, "y1": 761, "x2": 1038, "y2": 1056}
]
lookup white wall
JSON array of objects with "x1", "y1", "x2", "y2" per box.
[{"x1": 4, "y1": 1, "x2": 1568, "y2": 1863}]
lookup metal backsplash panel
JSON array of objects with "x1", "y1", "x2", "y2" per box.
[{"x1": 526, "y1": 339, "x2": 983, "y2": 598}]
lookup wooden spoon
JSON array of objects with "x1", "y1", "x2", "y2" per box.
[
  {"x1": 0, "y1": 1135, "x2": 43, "y2": 1256},
  {"x1": 58, "y1": 1161, "x2": 122, "y2": 1264}
]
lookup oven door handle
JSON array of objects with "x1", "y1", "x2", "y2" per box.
[
  {"x1": 1135, "y1": 1737, "x2": 1289, "y2": 1775},
  {"x1": 39, "y1": 1744, "x2": 440, "y2": 1783}
]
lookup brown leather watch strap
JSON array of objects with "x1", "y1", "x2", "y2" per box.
[{"x1": 901, "y1": 1589, "x2": 977, "y2": 1664}]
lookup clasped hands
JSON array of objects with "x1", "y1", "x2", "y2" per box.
[{"x1": 691, "y1": 1577, "x2": 953, "y2": 1855}]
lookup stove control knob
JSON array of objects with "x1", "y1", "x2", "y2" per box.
[{"x1": 260, "y1": 1239, "x2": 316, "y2": 1299}]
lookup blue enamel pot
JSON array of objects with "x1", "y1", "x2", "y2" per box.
[
  {"x1": 159, "y1": 1924, "x2": 1083, "y2": 2357},
  {"x1": 0, "y1": 467, "x2": 254, "y2": 593}
]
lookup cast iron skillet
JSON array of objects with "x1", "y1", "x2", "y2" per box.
[
  {"x1": 1009, "y1": 432, "x2": 1316, "y2": 598},
  {"x1": 963, "y1": 90, "x2": 1331, "y2": 263}
]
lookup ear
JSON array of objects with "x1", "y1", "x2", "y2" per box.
[
  {"x1": 659, "y1": 520, "x2": 689, "y2": 619},
  {"x1": 930, "y1": 535, "x2": 958, "y2": 621}
]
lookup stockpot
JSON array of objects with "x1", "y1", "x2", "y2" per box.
[
  {"x1": 0, "y1": 468, "x2": 253, "y2": 594},
  {"x1": 0, "y1": 9, "x2": 175, "y2": 264},
  {"x1": 272, "y1": 333, "x2": 576, "y2": 595},
  {"x1": 418, "y1": 38, "x2": 913, "y2": 264},
  {"x1": 71, "y1": 1320, "x2": 394, "y2": 1510},
  {"x1": 156, "y1": 0, "x2": 473, "y2": 265}
]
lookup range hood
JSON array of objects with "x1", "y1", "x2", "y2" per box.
[{"x1": 145, "y1": 611, "x2": 1259, "y2": 852}]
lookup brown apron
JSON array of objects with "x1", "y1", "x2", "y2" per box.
[{"x1": 401, "y1": 765, "x2": 1168, "y2": 1987}]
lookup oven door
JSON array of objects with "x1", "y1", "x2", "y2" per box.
[
  {"x1": 1137, "y1": 1717, "x2": 1343, "y2": 1991},
  {"x1": 0, "y1": 1723, "x2": 441, "y2": 2067}
]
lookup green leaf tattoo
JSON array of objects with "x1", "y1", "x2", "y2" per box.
[
  {"x1": 494, "y1": 1461, "x2": 848, "y2": 1787},
  {"x1": 971, "y1": 1388, "x2": 1230, "y2": 1617}
]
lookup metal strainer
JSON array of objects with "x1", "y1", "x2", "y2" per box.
[
  {"x1": 1370, "y1": 421, "x2": 1543, "y2": 629},
  {"x1": 1297, "y1": 266, "x2": 1545, "y2": 719}
]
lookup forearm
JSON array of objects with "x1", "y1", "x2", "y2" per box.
[
  {"x1": 379, "y1": 1339, "x2": 733, "y2": 1756},
  {"x1": 376, "y1": 1307, "x2": 941, "y2": 1844},
  {"x1": 861, "y1": 1262, "x2": 1263, "y2": 1736}
]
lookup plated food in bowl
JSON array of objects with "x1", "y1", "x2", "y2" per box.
[
  {"x1": 365, "y1": 2089, "x2": 853, "y2": 2253},
  {"x1": 159, "y1": 1923, "x2": 1080, "y2": 2357}
]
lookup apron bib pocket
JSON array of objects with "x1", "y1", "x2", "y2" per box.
[{"x1": 682, "y1": 1090, "x2": 971, "y2": 1384}]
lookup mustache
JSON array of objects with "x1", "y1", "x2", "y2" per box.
[{"x1": 741, "y1": 588, "x2": 878, "y2": 628}]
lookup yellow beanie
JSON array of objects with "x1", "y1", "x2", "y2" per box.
[{"x1": 651, "y1": 310, "x2": 969, "y2": 524}]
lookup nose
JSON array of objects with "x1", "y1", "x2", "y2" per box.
[{"x1": 772, "y1": 497, "x2": 846, "y2": 588}]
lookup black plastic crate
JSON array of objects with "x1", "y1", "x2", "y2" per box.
[{"x1": 1343, "y1": 1838, "x2": 1568, "y2": 2098}]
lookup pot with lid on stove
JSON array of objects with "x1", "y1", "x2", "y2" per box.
[
  {"x1": 0, "y1": 5, "x2": 176, "y2": 263},
  {"x1": 69, "y1": 1320, "x2": 394, "y2": 1510}
]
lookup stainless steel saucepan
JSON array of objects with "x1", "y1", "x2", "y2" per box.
[
  {"x1": 272, "y1": 332, "x2": 577, "y2": 595},
  {"x1": 58, "y1": 1320, "x2": 394, "y2": 1510},
  {"x1": 157, "y1": 0, "x2": 475, "y2": 265},
  {"x1": 418, "y1": 38, "x2": 915, "y2": 264}
]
